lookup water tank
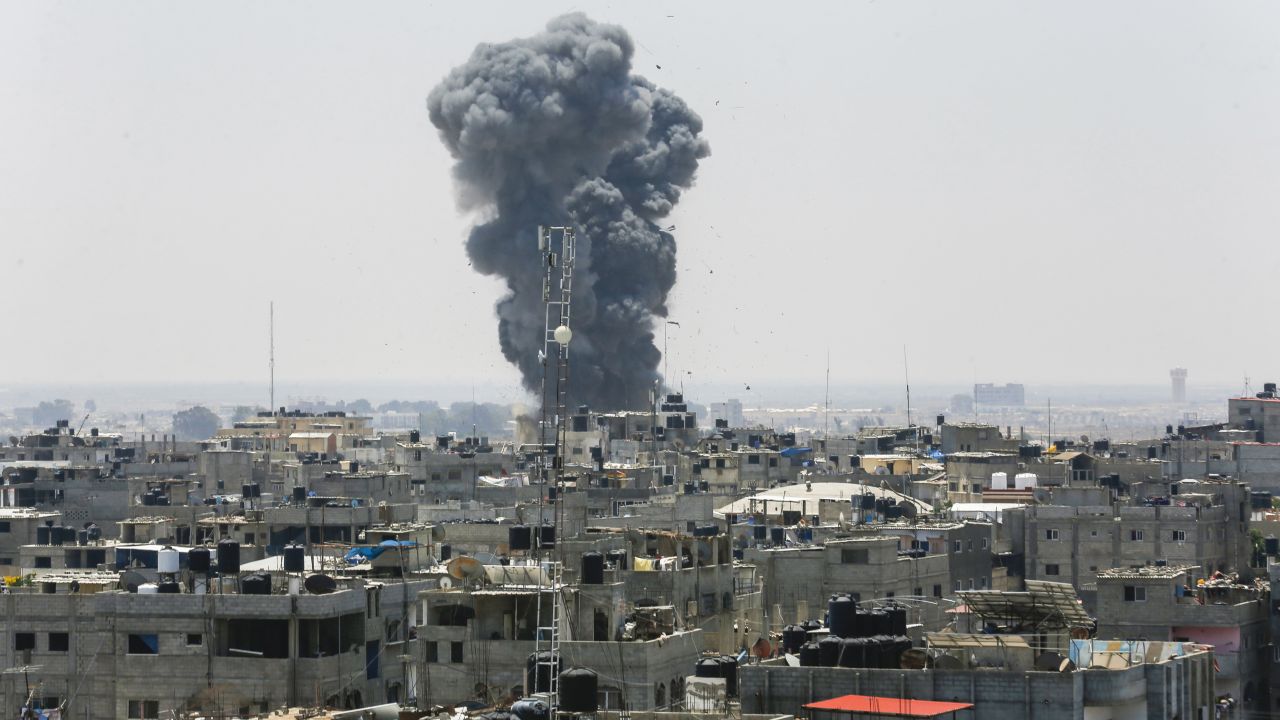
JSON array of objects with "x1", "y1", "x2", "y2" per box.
[
  {"x1": 284, "y1": 544, "x2": 306, "y2": 573},
  {"x1": 606, "y1": 549, "x2": 628, "y2": 570},
  {"x1": 799, "y1": 642, "x2": 820, "y2": 666},
  {"x1": 189, "y1": 547, "x2": 211, "y2": 574},
  {"x1": 87, "y1": 524, "x2": 101, "y2": 542},
  {"x1": 782, "y1": 625, "x2": 807, "y2": 653},
  {"x1": 216, "y1": 539, "x2": 240, "y2": 575},
  {"x1": 838, "y1": 637, "x2": 863, "y2": 668},
  {"x1": 538, "y1": 524, "x2": 555, "y2": 549},
  {"x1": 241, "y1": 483, "x2": 252, "y2": 498},
  {"x1": 695, "y1": 657, "x2": 721, "y2": 678},
  {"x1": 508, "y1": 525, "x2": 533, "y2": 552},
  {"x1": 439, "y1": 544, "x2": 451, "y2": 562},
  {"x1": 241, "y1": 573, "x2": 271, "y2": 595},
  {"x1": 782, "y1": 510, "x2": 801, "y2": 526},
  {"x1": 557, "y1": 668, "x2": 599, "y2": 714},
  {"x1": 717, "y1": 656, "x2": 738, "y2": 697},
  {"x1": 770, "y1": 527, "x2": 785, "y2": 545},
  {"x1": 865, "y1": 609, "x2": 890, "y2": 636},
  {"x1": 1267, "y1": 537, "x2": 1280, "y2": 556},
  {"x1": 36, "y1": 526, "x2": 49, "y2": 545},
  {"x1": 753, "y1": 525, "x2": 767, "y2": 541},
  {"x1": 1014, "y1": 473, "x2": 1038, "y2": 489},
  {"x1": 77, "y1": 531, "x2": 88, "y2": 546},
  {"x1": 860, "y1": 493, "x2": 876, "y2": 510},
  {"x1": 818, "y1": 635, "x2": 842, "y2": 666},
  {"x1": 526, "y1": 652, "x2": 562, "y2": 694},
  {"x1": 138, "y1": 583, "x2": 159, "y2": 594},
  {"x1": 157, "y1": 547, "x2": 180, "y2": 574},
  {"x1": 581, "y1": 552, "x2": 605, "y2": 584},
  {"x1": 886, "y1": 605, "x2": 908, "y2": 636},
  {"x1": 828, "y1": 596, "x2": 856, "y2": 638},
  {"x1": 49, "y1": 527, "x2": 64, "y2": 546},
  {"x1": 801, "y1": 619, "x2": 823, "y2": 633},
  {"x1": 510, "y1": 699, "x2": 548, "y2": 720},
  {"x1": 885, "y1": 636, "x2": 912, "y2": 669},
  {"x1": 141, "y1": 492, "x2": 156, "y2": 506},
  {"x1": 683, "y1": 482, "x2": 696, "y2": 495},
  {"x1": 862, "y1": 635, "x2": 883, "y2": 668},
  {"x1": 157, "y1": 580, "x2": 181, "y2": 594},
  {"x1": 991, "y1": 472, "x2": 1008, "y2": 490},
  {"x1": 292, "y1": 486, "x2": 306, "y2": 503}
]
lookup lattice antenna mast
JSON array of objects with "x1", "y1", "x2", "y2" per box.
[{"x1": 533, "y1": 225, "x2": 575, "y2": 716}]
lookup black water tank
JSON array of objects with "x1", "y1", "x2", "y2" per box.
[
  {"x1": 36, "y1": 526, "x2": 49, "y2": 545},
  {"x1": 770, "y1": 527, "x2": 785, "y2": 545},
  {"x1": 718, "y1": 656, "x2": 738, "y2": 697},
  {"x1": 158, "y1": 580, "x2": 181, "y2": 594},
  {"x1": 828, "y1": 596, "x2": 856, "y2": 638},
  {"x1": 241, "y1": 573, "x2": 271, "y2": 595},
  {"x1": 217, "y1": 539, "x2": 240, "y2": 575},
  {"x1": 582, "y1": 552, "x2": 605, "y2": 584},
  {"x1": 607, "y1": 549, "x2": 628, "y2": 570},
  {"x1": 49, "y1": 527, "x2": 65, "y2": 546},
  {"x1": 77, "y1": 531, "x2": 88, "y2": 546},
  {"x1": 141, "y1": 492, "x2": 156, "y2": 507},
  {"x1": 538, "y1": 524, "x2": 555, "y2": 549},
  {"x1": 684, "y1": 482, "x2": 696, "y2": 495},
  {"x1": 838, "y1": 637, "x2": 863, "y2": 668},
  {"x1": 886, "y1": 605, "x2": 908, "y2": 636},
  {"x1": 753, "y1": 525, "x2": 767, "y2": 541},
  {"x1": 284, "y1": 544, "x2": 306, "y2": 573},
  {"x1": 439, "y1": 544, "x2": 451, "y2": 562},
  {"x1": 509, "y1": 525, "x2": 532, "y2": 551},
  {"x1": 861, "y1": 493, "x2": 876, "y2": 510},
  {"x1": 818, "y1": 635, "x2": 842, "y2": 666},
  {"x1": 695, "y1": 657, "x2": 721, "y2": 678},
  {"x1": 782, "y1": 625, "x2": 807, "y2": 653},
  {"x1": 292, "y1": 486, "x2": 306, "y2": 503},
  {"x1": 409, "y1": 430, "x2": 421, "y2": 444},
  {"x1": 526, "y1": 652, "x2": 561, "y2": 694},
  {"x1": 558, "y1": 668, "x2": 599, "y2": 714},
  {"x1": 782, "y1": 510, "x2": 801, "y2": 525},
  {"x1": 865, "y1": 609, "x2": 890, "y2": 636},
  {"x1": 189, "y1": 547, "x2": 211, "y2": 574},
  {"x1": 799, "y1": 642, "x2": 820, "y2": 667},
  {"x1": 884, "y1": 636, "x2": 911, "y2": 669},
  {"x1": 241, "y1": 483, "x2": 252, "y2": 498},
  {"x1": 802, "y1": 619, "x2": 823, "y2": 633},
  {"x1": 1267, "y1": 537, "x2": 1280, "y2": 556},
  {"x1": 862, "y1": 635, "x2": 884, "y2": 668},
  {"x1": 87, "y1": 524, "x2": 101, "y2": 542},
  {"x1": 510, "y1": 699, "x2": 548, "y2": 720}
]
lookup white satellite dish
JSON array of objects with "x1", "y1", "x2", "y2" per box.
[
  {"x1": 439, "y1": 577, "x2": 454, "y2": 590},
  {"x1": 838, "y1": 511, "x2": 845, "y2": 525}
]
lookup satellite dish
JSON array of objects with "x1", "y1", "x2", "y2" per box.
[
  {"x1": 304, "y1": 574, "x2": 338, "y2": 595},
  {"x1": 447, "y1": 556, "x2": 485, "y2": 581},
  {"x1": 121, "y1": 571, "x2": 147, "y2": 593},
  {"x1": 750, "y1": 638, "x2": 772, "y2": 658},
  {"x1": 933, "y1": 654, "x2": 962, "y2": 669},
  {"x1": 900, "y1": 502, "x2": 918, "y2": 519},
  {"x1": 900, "y1": 649, "x2": 929, "y2": 669},
  {"x1": 439, "y1": 577, "x2": 454, "y2": 590}
]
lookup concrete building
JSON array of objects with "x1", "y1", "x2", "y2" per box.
[
  {"x1": 973, "y1": 383, "x2": 1025, "y2": 407},
  {"x1": 393, "y1": 439, "x2": 516, "y2": 502},
  {"x1": 1171, "y1": 367, "x2": 1188, "y2": 403},
  {"x1": 1094, "y1": 565, "x2": 1269, "y2": 714},
  {"x1": 0, "y1": 507, "x2": 62, "y2": 570}
]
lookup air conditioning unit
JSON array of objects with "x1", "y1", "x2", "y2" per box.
[{"x1": 687, "y1": 600, "x2": 698, "y2": 618}]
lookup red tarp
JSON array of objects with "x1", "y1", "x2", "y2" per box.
[{"x1": 804, "y1": 694, "x2": 974, "y2": 718}]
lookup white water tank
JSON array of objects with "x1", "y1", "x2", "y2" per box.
[
  {"x1": 138, "y1": 583, "x2": 159, "y2": 594},
  {"x1": 1015, "y1": 473, "x2": 1038, "y2": 489},
  {"x1": 157, "y1": 547, "x2": 179, "y2": 574},
  {"x1": 991, "y1": 472, "x2": 1008, "y2": 490}
]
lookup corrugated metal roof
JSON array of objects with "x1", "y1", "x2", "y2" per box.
[{"x1": 803, "y1": 694, "x2": 974, "y2": 718}]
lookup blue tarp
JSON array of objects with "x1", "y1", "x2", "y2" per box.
[
  {"x1": 345, "y1": 540, "x2": 418, "y2": 564},
  {"x1": 780, "y1": 447, "x2": 812, "y2": 458}
]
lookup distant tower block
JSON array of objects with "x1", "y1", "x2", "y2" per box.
[{"x1": 1170, "y1": 368, "x2": 1188, "y2": 403}]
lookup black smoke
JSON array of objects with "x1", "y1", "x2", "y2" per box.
[{"x1": 428, "y1": 14, "x2": 710, "y2": 411}]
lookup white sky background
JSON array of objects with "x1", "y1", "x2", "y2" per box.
[{"x1": 2, "y1": 2, "x2": 1278, "y2": 399}]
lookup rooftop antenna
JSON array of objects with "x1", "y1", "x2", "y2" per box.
[
  {"x1": 903, "y1": 345, "x2": 917, "y2": 452},
  {"x1": 269, "y1": 301, "x2": 275, "y2": 415},
  {"x1": 823, "y1": 347, "x2": 831, "y2": 439}
]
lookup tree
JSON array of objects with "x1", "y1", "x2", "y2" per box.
[
  {"x1": 33, "y1": 399, "x2": 74, "y2": 427},
  {"x1": 172, "y1": 406, "x2": 221, "y2": 440},
  {"x1": 230, "y1": 406, "x2": 262, "y2": 424},
  {"x1": 83, "y1": 399, "x2": 97, "y2": 413}
]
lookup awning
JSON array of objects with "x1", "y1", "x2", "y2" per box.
[{"x1": 804, "y1": 694, "x2": 974, "y2": 718}]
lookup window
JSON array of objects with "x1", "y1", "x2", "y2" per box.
[
  {"x1": 0, "y1": 521, "x2": 10, "y2": 533},
  {"x1": 979, "y1": 577, "x2": 988, "y2": 589},
  {"x1": 841, "y1": 548, "x2": 869, "y2": 564},
  {"x1": 425, "y1": 642, "x2": 439, "y2": 663},
  {"x1": 48, "y1": 633, "x2": 68, "y2": 652},
  {"x1": 413, "y1": 450, "x2": 422, "y2": 462},
  {"x1": 768, "y1": 457, "x2": 778, "y2": 468},
  {"x1": 1045, "y1": 564, "x2": 1060, "y2": 576},
  {"x1": 967, "y1": 579, "x2": 975, "y2": 590},
  {"x1": 1172, "y1": 530, "x2": 1186, "y2": 542},
  {"x1": 1130, "y1": 529, "x2": 1144, "y2": 541},
  {"x1": 1123, "y1": 586, "x2": 1146, "y2": 602},
  {"x1": 953, "y1": 580, "x2": 962, "y2": 592},
  {"x1": 1090, "y1": 529, "x2": 1098, "y2": 537},
  {"x1": 128, "y1": 700, "x2": 159, "y2": 719},
  {"x1": 243, "y1": 533, "x2": 254, "y2": 545},
  {"x1": 450, "y1": 641, "x2": 464, "y2": 663},
  {"x1": 715, "y1": 459, "x2": 726, "y2": 469},
  {"x1": 952, "y1": 540, "x2": 962, "y2": 553},
  {"x1": 14, "y1": 633, "x2": 35, "y2": 651},
  {"x1": 447, "y1": 469, "x2": 462, "y2": 481},
  {"x1": 967, "y1": 540, "x2": 974, "y2": 551},
  {"x1": 127, "y1": 634, "x2": 158, "y2": 655},
  {"x1": 34, "y1": 557, "x2": 51, "y2": 569},
  {"x1": 933, "y1": 585, "x2": 942, "y2": 598},
  {"x1": 186, "y1": 634, "x2": 203, "y2": 646},
  {"x1": 914, "y1": 587, "x2": 923, "y2": 597},
  {"x1": 747, "y1": 454, "x2": 760, "y2": 465},
  {"x1": 1045, "y1": 529, "x2": 1059, "y2": 541},
  {"x1": 981, "y1": 538, "x2": 989, "y2": 549}
]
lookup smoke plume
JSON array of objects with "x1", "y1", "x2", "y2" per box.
[{"x1": 428, "y1": 14, "x2": 710, "y2": 411}]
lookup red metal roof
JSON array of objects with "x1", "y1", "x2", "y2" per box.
[{"x1": 804, "y1": 694, "x2": 974, "y2": 718}]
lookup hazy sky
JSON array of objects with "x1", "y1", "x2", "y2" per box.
[{"x1": 3, "y1": 2, "x2": 1278, "y2": 402}]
